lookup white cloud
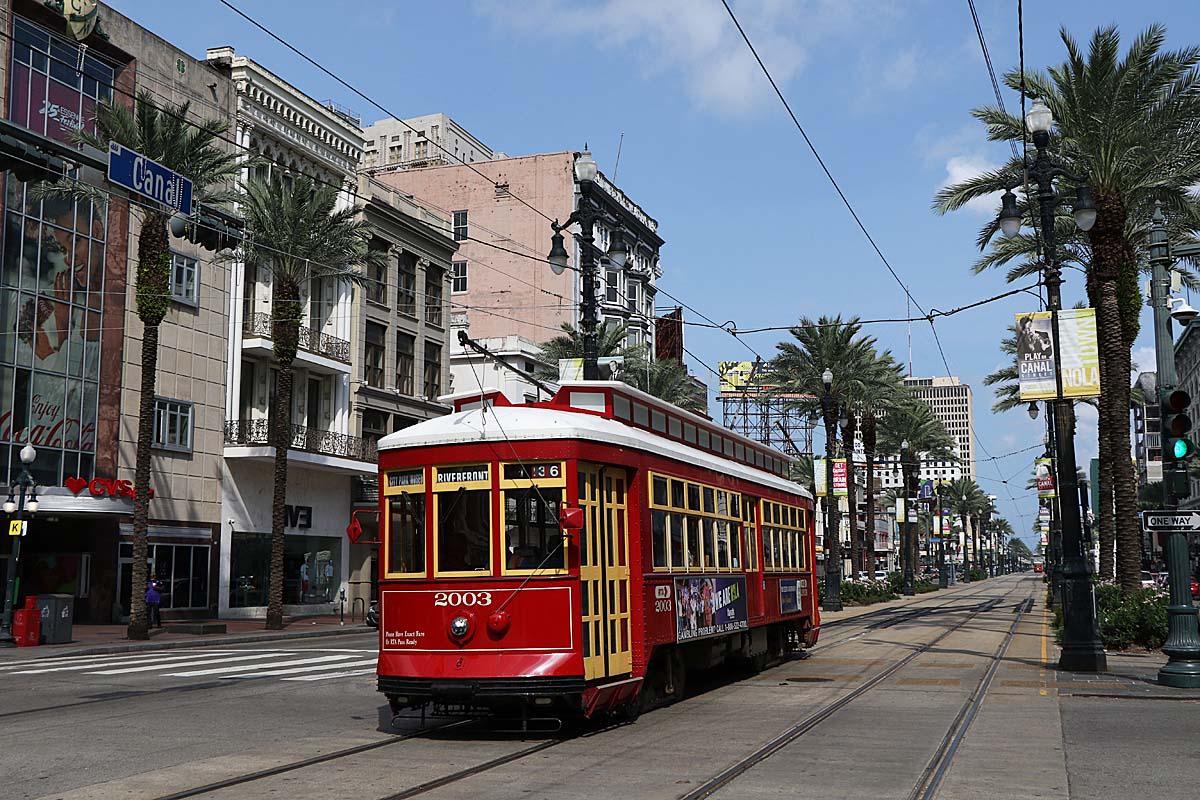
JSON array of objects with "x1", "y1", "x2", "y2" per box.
[
  {"x1": 939, "y1": 153, "x2": 1000, "y2": 217},
  {"x1": 1132, "y1": 346, "x2": 1156, "y2": 375},
  {"x1": 477, "y1": 0, "x2": 892, "y2": 117}
]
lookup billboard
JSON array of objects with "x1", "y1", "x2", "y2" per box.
[
  {"x1": 1036, "y1": 457, "x2": 1056, "y2": 498},
  {"x1": 1016, "y1": 309, "x2": 1100, "y2": 400},
  {"x1": 718, "y1": 361, "x2": 759, "y2": 394},
  {"x1": 813, "y1": 458, "x2": 848, "y2": 496},
  {"x1": 675, "y1": 576, "x2": 748, "y2": 642}
]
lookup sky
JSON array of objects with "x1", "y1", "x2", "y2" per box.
[{"x1": 106, "y1": 0, "x2": 1200, "y2": 544}]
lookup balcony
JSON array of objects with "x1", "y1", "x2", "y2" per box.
[
  {"x1": 353, "y1": 476, "x2": 379, "y2": 505},
  {"x1": 224, "y1": 419, "x2": 376, "y2": 473},
  {"x1": 242, "y1": 312, "x2": 352, "y2": 374}
]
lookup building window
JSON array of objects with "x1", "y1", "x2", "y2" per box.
[
  {"x1": 170, "y1": 253, "x2": 199, "y2": 306},
  {"x1": 452, "y1": 261, "x2": 467, "y2": 293},
  {"x1": 397, "y1": 252, "x2": 417, "y2": 316},
  {"x1": 366, "y1": 249, "x2": 387, "y2": 305},
  {"x1": 153, "y1": 398, "x2": 193, "y2": 452},
  {"x1": 423, "y1": 341, "x2": 442, "y2": 400},
  {"x1": 364, "y1": 322, "x2": 386, "y2": 388},
  {"x1": 362, "y1": 409, "x2": 388, "y2": 447},
  {"x1": 453, "y1": 210, "x2": 468, "y2": 241},
  {"x1": 425, "y1": 268, "x2": 444, "y2": 327},
  {"x1": 606, "y1": 270, "x2": 618, "y2": 303},
  {"x1": 627, "y1": 282, "x2": 637, "y2": 312},
  {"x1": 396, "y1": 332, "x2": 414, "y2": 395}
]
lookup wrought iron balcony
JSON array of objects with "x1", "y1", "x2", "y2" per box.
[
  {"x1": 353, "y1": 476, "x2": 380, "y2": 504},
  {"x1": 243, "y1": 312, "x2": 351, "y2": 363},
  {"x1": 224, "y1": 419, "x2": 377, "y2": 463}
]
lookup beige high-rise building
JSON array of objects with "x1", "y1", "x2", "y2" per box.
[{"x1": 878, "y1": 376, "x2": 975, "y2": 490}]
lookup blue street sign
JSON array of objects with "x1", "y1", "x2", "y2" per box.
[{"x1": 107, "y1": 141, "x2": 193, "y2": 213}]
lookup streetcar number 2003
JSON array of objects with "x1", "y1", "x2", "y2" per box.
[{"x1": 433, "y1": 591, "x2": 493, "y2": 607}]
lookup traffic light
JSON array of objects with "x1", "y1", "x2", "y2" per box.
[
  {"x1": 169, "y1": 206, "x2": 243, "y2": 252},
  {"x1": 1162, "y1": 388, "x2": 1194, "y2": 498},
  {"x1": 0, "y1": 133, "x2": 65, "y2": 183}
]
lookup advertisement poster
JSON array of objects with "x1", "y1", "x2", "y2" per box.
[
  {"x1": 675, "y1": 575, "x2": 748, "y2": 642},
  {"x1": 813, "y1": 458, "x2": 848, "y2": 497},
  {"x1": 1036, "y1": 457, "x2": 1056, "y2": 499},
  {"x1": 780, "y1": 577, "x2": 809, "y2": 615},
  {"x1": 1016, "y1": 309, "x2": 1100, "y2": 400}
]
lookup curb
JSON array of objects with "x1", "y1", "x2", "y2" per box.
[{"x1": 2, "y1": 623, "x2": 376, "y2": 661}]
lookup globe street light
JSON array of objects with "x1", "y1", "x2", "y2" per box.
[
  {"x1": 546, "y1": 150, "x2": 630, "y2": 381},
  {"x1": 0, "y1": 445, "x2": 38, "y2": 647},
  {"x1": 997, "y1": 98, "x2": 1106, "y2": 672}
]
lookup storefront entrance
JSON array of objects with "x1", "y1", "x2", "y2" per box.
[{"x1": 117, "y1": 541, "x2": 212, "y2": 620}]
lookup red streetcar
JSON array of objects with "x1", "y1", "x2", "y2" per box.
[{"x1": 375, "y1": 381, "x2": 819, "y2": 721}]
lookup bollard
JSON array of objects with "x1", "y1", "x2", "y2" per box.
[{"x1": 339, "y1": 588, "x2": 346, "y2": 625}]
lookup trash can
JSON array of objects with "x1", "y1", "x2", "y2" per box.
[{"x1": 36, "y1": 594, "x2": 74, "y2": 644}]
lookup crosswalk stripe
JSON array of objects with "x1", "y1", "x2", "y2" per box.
[
  {"x1": 168, "y1": 654, "x2": 361, "y2": 677},
  {"x1": 86, "y1": 652, "x2": 285, "y2": 675},
  {"x1": 223, "y1": 658, "x2": 379, "y2": 679},
  {"x1": 9, "y1": 651, "x2": 247, "y2": 674},
  {"x1": 0, "y1": 650, "x2": 237, "y2": 671},
  {"x1": 282, "y1": 667, "x2": 378, "y2": 682}
]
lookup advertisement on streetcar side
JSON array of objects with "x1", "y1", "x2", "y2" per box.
[
  {"x1": 780, "y1": 578, "x2": 809, "y2": 615},
  {"x1": 674, "y1": 575, "x2": 748, "y2": 642}
]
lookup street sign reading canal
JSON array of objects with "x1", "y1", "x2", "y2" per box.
[
  {"x1": 1142, "y1": 511, "x2": 1200, "y2": 531},
  {"x1": 107, "y1": 141, "x2": 193, "y2": 213}
]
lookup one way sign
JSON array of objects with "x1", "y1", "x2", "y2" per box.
[{"x1": 1142, "y1": 511, "x2": 1200, "y2": 531}]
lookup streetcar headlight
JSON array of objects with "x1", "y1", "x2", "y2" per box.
[{"x1": 450, "y1": 615, "x2": 470, "y2": 638}]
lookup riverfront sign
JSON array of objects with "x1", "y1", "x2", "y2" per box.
[
  {"x1": 107, "y1": 141, "x2": 193, "y2": 213},
  {"x1": 1142, "y1": 511, "x2": 1200, "y2": 532}
]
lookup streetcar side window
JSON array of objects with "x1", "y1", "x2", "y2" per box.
[
  {"x1": 670, "y1": 513, "x2": 685, "y2": 568},
  {"x1": 652, "y1": 510, "x2": 668, "y2": 568},
  {"x1": 437, "y1": 489, "x2": 492, "y2": 574},
  {"x1": 504, "y1": 488, "x2": 564, "y2": 571},
  {"x1": 388, "y1": 493, "x2": 426, "y2": 576}
]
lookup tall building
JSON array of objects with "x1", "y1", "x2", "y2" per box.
[
  {"x1": 361, "y1": 113, "x2": 495, "y2": 171},
  {"x1": 368, "y1": 149, "x2": 665, "y2": 356},
  {"x1": 877, "y1": 376, "x2": 975, "y2": 490},
  {"x1": 1132, "y1": 371, "x2": 1162, "y2": 486}
]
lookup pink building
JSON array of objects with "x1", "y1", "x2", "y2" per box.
[{"x1": 368, "y1": 151, "x2": 664, "y2": 351}]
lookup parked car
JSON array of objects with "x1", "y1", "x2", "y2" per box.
[
  {"x1": 1141, "y1": 571, "x2": 1158, "y2": 589},
  {"x1": 1152, "y1": 573, "x2": 1200, "y2": 598},
  {"x1": 366, "y1": 599, "x2": 379, "y2": 628},
  {"x1": 874, "y1": 570, "x2": 889, "y2": 581}
]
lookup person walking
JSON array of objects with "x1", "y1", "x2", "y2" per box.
[{"x1": 145, "y1": 578, "x2": 162, "y2": 629}]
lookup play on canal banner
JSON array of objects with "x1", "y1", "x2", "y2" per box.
[
  {"x1": 1015, "y1": 309, "x2": 1100, "y2": 400},
  {"x1": 674, "y1": 575, "x2": 748, "y2": 642}
]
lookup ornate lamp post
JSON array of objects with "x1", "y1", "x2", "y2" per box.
[
  {"x1": 0, "y1": 444, "x2": 38, "y2": 648},
  {"x1": 821, "y1": 368, "x2": 843, "y2": 611},
  {"x1": 936, "y1": 483, "x2": 949, "y2": 589},
  {"x1": 997, "y1": 98, "x2": 1106, "y2": 672},
  {"x1": 547, "y1": 149, "x2": 628, "y2": 381}
]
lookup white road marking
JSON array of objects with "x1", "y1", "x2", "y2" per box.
[
  {"x1": 168, "y1": 654, "x2": 361, "y2": 677},
  {"x1": 0, "y1": 650, "x2": 240, "y2": 671},
  {"x1": 9, "y1": 651, "x2": 248, "y2": 674},
  {"x1": 283, "y1": 667, "x2": 378, "y2": 682},
  {"x1": 85, "y1": 653, "x2": 285, "y2": 675},
  {"x1": 222, "y1": 658, "x2": 379, "y2": 679}
]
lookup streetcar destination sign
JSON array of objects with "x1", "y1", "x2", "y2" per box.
[{"x1": 1142, "y1": 511, "x2": 1200, "y2": 531}]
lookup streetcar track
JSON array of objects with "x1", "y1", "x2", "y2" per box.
[
  {"x1": 378, "y1": 738, "x2": 566, "y2": 800},
  {"x1": 909, "y1": 597, "x2": 1034, "y2": 800},
  {"x1": 147, "y1": 718, "x2": 473, "y2": 800},
  {"x1": 678, "y1": 583, "x2": 1030, "y2": 800}
]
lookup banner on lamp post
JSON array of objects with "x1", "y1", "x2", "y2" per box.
[
  {"x1": 1036, "y1": 457, "x2": 1056, "y2": 498},
  {"x1": 1015, "y1": 309, "x2": 1100, "y2": 400},
  {"x1": 813, "y1": 458, "x2": 848, "y2": 497}
]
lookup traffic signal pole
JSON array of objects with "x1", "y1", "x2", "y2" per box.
[{"x1": 1148, "y1": 205, "x2": 1200, "y2": 688}]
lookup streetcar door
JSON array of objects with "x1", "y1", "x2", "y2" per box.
[{"x1": 578, "y1": 464, "x2": 632, "y2": 680}]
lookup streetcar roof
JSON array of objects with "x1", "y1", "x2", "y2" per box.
[{"x1": 377, "y1": 403, "x2": 810, "y2": 500}]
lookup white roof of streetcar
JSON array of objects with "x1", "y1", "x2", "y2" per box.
[{"x1": 378, "y1": 382, "x2": 810, "y2": 500}]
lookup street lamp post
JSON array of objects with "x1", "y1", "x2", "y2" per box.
[
  {"x1": 547, "y1": 149, "x2": 628, "y2": 381},
  {"x1": 0, "y1": 444, "x2": 38, "y2": 648},
  {"x1": 821, "y1": 368, "x2": 843, "y2": 612},
  {"x1": 900, "y1": 439, "x2": 915, "y2": 596},
  {"x1": 936, "y1": 484, "x2": 949, "y2": 589},
  {"x1": 1147, "y1": 205, "x2": 1200, "y2": 688},
  {"x1": 998, "y1": 98, "x2": 1106, "y2": 672}
]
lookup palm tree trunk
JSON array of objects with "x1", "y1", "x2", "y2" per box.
[
  {"x1": 1096, "y1": 392, "x2": 1115, "y2": 579},
  {"x1": 961, "y1": 512, "x2": 970, "y2": 578},
  {"x1": 266, "y1": 282, "x2": 302, "y2": 630},
  {"x1": 844, "y1": 417, "x2": 861, "y2": 579},
  {"x1": 128, "y1": 212, "x2": 171, "y2": 641}
]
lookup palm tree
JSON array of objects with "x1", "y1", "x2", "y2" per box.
[
  {"x1": 982, "y1": 324, "x2": 1023, "y2": 414},
  {"x1": 933, "y1": 25, "x2": 1200, "y2": 594},
  {"x1": 537, "y1": 321, "x2": 638, "y2": 378},
  {"x1": 630, "y1": 356, "x2": 707, "y2": 414},
  {"x1": 49, "y1": 92, "x2": 241, "y2": 639},
  {"x1": 240, "y1": 174, "x2": 380, "y2": 630},
  {"x1": 853, "y1": 352, "x2": 904, "y2": 575},
  {"x1": 769, "y1": 316, "x2": 878, "y2": 589},
  {"x1": 878, "y1": 396, "x2": 956, "y2": 586},
  {"x1": 946, "y1": 478, "x2": 983, "y2": 576}
]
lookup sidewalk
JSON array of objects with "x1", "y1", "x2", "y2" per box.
[{"x1": 0, "y1": 613, "x2": 375, "y2": 661}]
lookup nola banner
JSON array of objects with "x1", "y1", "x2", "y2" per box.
[
  {"x1": 1015, "y1": 309, "x2": 1100, "y2": 400},
  {"x1": 813, "y1": 458, "x2": 848, "y2": 497}
]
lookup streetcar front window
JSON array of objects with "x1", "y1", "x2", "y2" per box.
[
  {"x1": 388, "y1": 493, "x2": 425, "y2": 575},
  {"x1": 504, "y1": 488, "x2": 564, "y2": 571},
  {"x1": 437, "y1": 488, "x2": 491, "y2": 573}
]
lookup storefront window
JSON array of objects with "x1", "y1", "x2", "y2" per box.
[
  {"x1": 119, "y1": 541, "x2": 210, "y2": 611},
  {"x1": 229, "y1": 532, "x2": 341, "y2": 607}
]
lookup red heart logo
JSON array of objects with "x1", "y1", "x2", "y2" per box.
[{"x1": 65, "y1": 476, "x2": 87, "y2": 495}]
